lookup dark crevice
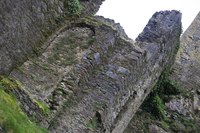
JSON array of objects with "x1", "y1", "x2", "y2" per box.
[{"x1": 74, "y1": 22, "x2": 96, "y2": 35}]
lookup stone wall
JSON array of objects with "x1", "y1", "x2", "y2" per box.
[
  {"x1": 169, "y1": 11, "x2": 200, "y2": 127},
  {"x1": 0, "y1": 0, "x2": 103, "y2": 75},
  {"x1": 0, "y1": 1, "x2": 182, "y2": 132},
  {"x1": 5, "y1": 10, "x2": 181, "y2": 133},
  {"x1": 170, "y1": 11, "x2": 200, "y2": 92},
  {"x1": 124, "y1": 12, "x2": 200, "y2": 133}
]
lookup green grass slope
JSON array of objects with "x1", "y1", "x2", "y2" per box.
[{"x1": 0, "y1": 88, "x2": 48, "y2": 133}]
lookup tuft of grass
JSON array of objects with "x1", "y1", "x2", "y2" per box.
[
  {"x1": 0, "y1": 88, "x2": 48, "y2": 133},
  {"x1": 86, "y1": 116, "x2": 98, "y2": 130},
  {"x1": 153, "y1": 95, "x2": 166, "y2": 119},
  {"x1": 34, "y1": 99, "x2": 50, "y2": 116},
  {"x1": 0, "y1": 77, "x2": 19, "y2": 90},
  {"x1": 142, "y1": 92, "x2": 166, "y2": 120},
  {"x1": 160, "y1": 120, "x2": 169, "y2": 130},
  {"x1": 86, "y1": 112, "x2": 102, "y2": 131}
]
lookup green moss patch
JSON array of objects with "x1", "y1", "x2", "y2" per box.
[
  {"x1": 0, "y1": 77, "x2": 19, "y2": 90},
  {"x1": 0, "y1": 88, "x2": 48, "y2": 133},
  {"x1": 34, "y1": 99, "x2": 50, "y2": 116},
  {"x1": 86, "y1": 112, "x2": 102, "y2": 131}
]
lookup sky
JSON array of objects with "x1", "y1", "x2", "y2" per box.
[{"x1": 97, "y1": 0, "x2": 200, "y2": 39}]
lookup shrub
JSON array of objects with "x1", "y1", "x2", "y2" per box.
[
  {"x1": 64, "y1": 0, "x2": 82, "y2": 16},
  {"x1": 142, "y1": 89, "x2": 166, "y2": 120},
  {"x1": 141, "y1": 70, "x2": 182, "y2": 119}
]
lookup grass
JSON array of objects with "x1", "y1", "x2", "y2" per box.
[
  {"x1": 0, "y1": 77, "x2": 19, "y2": 90},
  {"x1": 86, "y1": 116, "x2": 98, "y2": 130},
  {"x1": 0, "y1": 88, "x2": 48, "y2": 133},
  {"x1": 159, "y1": 120, "x2": 169, "y2": 130},
  {"x1": 142, "y1": 91, "x2": 166, "y2": 120},
  {"x1": 34, "y1": 99, "x2": 50, "y2": 116},
  {"x1": 86, "y1": 112, "x2": 102, "y2": 131},
  {"x1": 141, "y1": 70, "x2": 182, "y2": 120}
]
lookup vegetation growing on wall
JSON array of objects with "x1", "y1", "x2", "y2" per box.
[
  {"x1": 141, "y1": 70, "x2": 182, "y2": 119},
  {"x1": 64, "y1": 0, "x2": 82, "y2": 16},
  {"x1": 0, "y1": 77, "x2": 20, "y2": 90},
  {"x1": 138, "y1": 68, "x2": 200, "y2": 132},
  {"x1": 0, "y1": 88, "x2": 48, "y2": 133},
  {"x1": 86, "y1": 112, "x2": 102, "y2": 131},
  {"x1": 34, "y1": 99, "x2": 50, "y2": 116}
]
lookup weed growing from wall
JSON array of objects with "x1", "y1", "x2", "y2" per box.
[
  {"x1": 64, "y1": 0, "x2": 82, "y2": 16},
  {"x1": 141, "y1": 70, "x2": 182, "y2": 120}
]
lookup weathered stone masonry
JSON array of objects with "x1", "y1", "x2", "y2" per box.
[
  {"x1": 0, "y1": 0, "x2": 103, "y2": 75},
  {"x1": 0, "y1": 1, "x2": 182, "y2": 133}
]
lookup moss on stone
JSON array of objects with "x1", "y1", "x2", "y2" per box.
[
  {"x1": 86, "y1": 112, "x2": 102, "y2": 131},
  {"x1": 0, "y1": 88, "x2": 48, "y2": 133},
  {"x1": 167, "y1": 114, "x2": 200, "y2": 132},
  {"x1": 83, "y1": 16, "x2": 103, "y2": 26},
  {"x1": 86, "y1": 116, "x2": 98, "y2": 130},
  {"x1": 141, "y1": 69, "x2": 183, "y2": 120},
  {"x1": 34, "y1": 99, "x2": 50, "y2": 116},
  {"x1": 0, "y1": 76, "x2": 20, "y2": 90},
  {"x1": 136, "y1": 68, "x2": 199, "y2": 132}
]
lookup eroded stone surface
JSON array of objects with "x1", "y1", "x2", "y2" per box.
[
  {"x1": 0, "y1": 1, "x2": 182, "y2": 132},
  {"x1": 165, "y1": 97, "x2": 192, "y2": 116},
  {"x1": 4, "y1": 10, "x2": 181, "y2": 133},
  {"x1": 149, "y1": 125, "x2": 168, "y2": 133},
  {"x1": 48, "y1": 11, "x2": 181, "y2": 132},
  {"x1": 125, "y1": 12, "x2": 200, "y2": 133},
  {"x1": 170, "y1": 10, "x2": 200, "y2": 127},
  {"x1": 0, "y1": 0, "x2": 103, "y2": 75},
  {"x1": 170, "y1": 11, "x2": 200, "y2": 91}
]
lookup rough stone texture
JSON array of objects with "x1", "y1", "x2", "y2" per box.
[
  {"x1": 94, "y1": 16, "x2": 129, "y2": 39},
  {"x1": 170, "y1": 11, "x2": 200, "y2": 92},
  {"x1": 5, "y1": 10, "x2": 181, "y2": 133},
  {"x1": 125, "y1": 91, "x2": 200, "y2": 133},
  {"x1": 170, "y1": 10, "x2": 200, "y2": 120},
  {"x1": 125, "y1": 11, "x2": 200, "y2": 133},
  {"x1": 1, "y1": 1, "x2": 183, "y2": 132},
  {"x1": 0, "y1": 0, "x2": 103, "y2": 75},
  {"x1": 2, "y1": 82, "x2": 46, "y2": 122},
  {"x1": 149, "y1": 125, "x2": 168, "y2": 133},
  {"x1": 169, "y1": 11, "x2": 200, "y2": 131},
  {"x1": 165, "y1": 96, "x2": 193, "y2": 116},
  {"x1": 194, "y1": 93, "x2": 200, "y2": 111}
]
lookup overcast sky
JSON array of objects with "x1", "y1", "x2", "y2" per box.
[{"x1": 97, "y1": 0, "x2": 200, "y2": 39}]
